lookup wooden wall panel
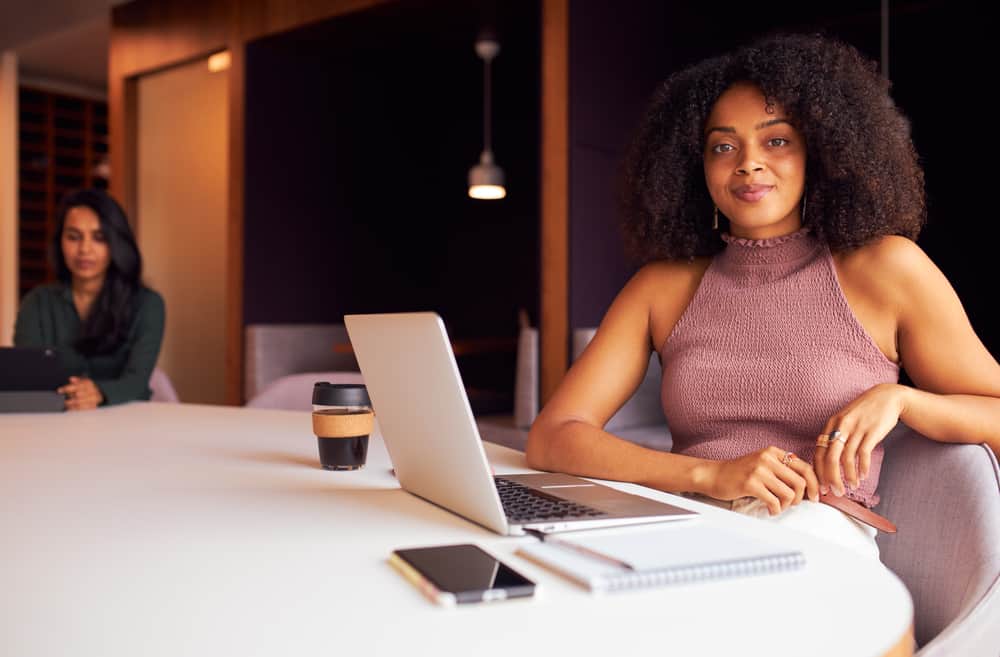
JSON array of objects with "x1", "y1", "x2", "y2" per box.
[
  {"x1": 137, "y1": 60, "x2": 229, "y2": 404},
  {"x1": 237, "y1": 0, "x2": 387, "y2": 42},
  {"x1": 540, "y1": 0, "x2": 569, "y2": 404},
  {"x1": 225, "y1": 42, "x2": 245, "y2": 405},
  {"x1": 111, "y1": 0, "x2": 231, "y2": 78},
  {"x1": 0, "y1": 53, "x2": 17, "y2": 347}
]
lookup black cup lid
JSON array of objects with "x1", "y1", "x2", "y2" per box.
[{"x1": 312, "y1": 382, "x2": 370, "y2": 406}]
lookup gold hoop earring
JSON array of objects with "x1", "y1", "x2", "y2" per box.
[
  {"x1": 713, "y1": 206, "x2": 719, "y2": 230},
  {"x1": 801, "y1": 190, "x2": 807, "y2": 224}
]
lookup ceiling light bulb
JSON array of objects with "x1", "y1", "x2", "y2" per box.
[{"x1": 468, "y1": 150, "x2": 506, "y2": 199}]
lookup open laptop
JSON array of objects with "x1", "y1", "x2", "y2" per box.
[
  {"x1": 344, "y1": 312, "x2": 697, "y2": 536},
  {"x1": 0, "y1": 347, "x2": 68, "y2": 413}
]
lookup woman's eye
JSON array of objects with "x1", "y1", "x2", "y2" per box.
[
  {"x1": 711, "y1": 143, "x2": 734, "y2": 154},
  {"x1": 768, "y1": 138, "x2": 789, "y2": 147},
  {"x1": 93, "y1": 232, "x2": 107, "y2": 243}
]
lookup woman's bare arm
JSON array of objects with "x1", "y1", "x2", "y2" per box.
[
  {"x1": 525, "y1": 262, "x2": 716, "y2": 493},
  {"x1": 887, "y1": 238, "x2": 1000, "y2": 454},
  {"x1": 817, "y1": 237, "x2": 1000, "y2": 494}
]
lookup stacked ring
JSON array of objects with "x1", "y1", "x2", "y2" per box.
[
  {"x1": 781, "y1": 452, "x2": 796, "y2": 466},
  {"x1": 816, "y1": 435, "x2": 830, "y2": 448}
]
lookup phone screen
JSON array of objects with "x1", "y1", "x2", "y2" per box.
[{"x1": 393, "y1": 544, "x2": 535, "y2": 604}]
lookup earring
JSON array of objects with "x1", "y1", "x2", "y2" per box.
[
  {"x1": 801, "y1": 192, "x2": 807, "y2": 224},
  {"x1": 713, "y1": 206, "x2": 719, "y2": 230}
]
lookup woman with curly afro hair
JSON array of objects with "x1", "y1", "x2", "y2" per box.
[{"x1": 526, "y1": 33, "x2": 1000, "y2": 560}]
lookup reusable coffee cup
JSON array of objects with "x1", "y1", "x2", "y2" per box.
[{"x1": 312, "y1": 382, "x2": 373, "y2": 471}]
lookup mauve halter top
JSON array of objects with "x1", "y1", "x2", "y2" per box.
[{"x1": 659, "y1": 228, "x2": 899, "y2": 507}]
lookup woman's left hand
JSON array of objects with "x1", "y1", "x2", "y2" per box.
[
  {"x1": 58, "y1": 376, "x2": 105, "y2": 411},
  {"x1": 815, "y1": 383, "x2": 908, "y2": 496}
]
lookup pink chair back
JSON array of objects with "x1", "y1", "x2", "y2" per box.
[
  {"x1": 245, "y1": 371, "x2": 364, "y2": 411},
  {"x1": 149, "y1": 367, "x2": 180, "y2": 403}
]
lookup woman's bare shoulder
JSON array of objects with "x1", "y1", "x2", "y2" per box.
[
  {"x1": 631, "y1": 257, "x2": 713, "y2": 291},
  {"x1": 630, "y1": 258, "x2": 713, "y2": 350},
  {"x1": 836, "y1": 235, "x2": 929, "y2": 274},
  {"x1": 835, "y1": 235, "x2": 937, "y2": 299}
]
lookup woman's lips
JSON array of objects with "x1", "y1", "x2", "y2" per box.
[{"x1": 733, "y1": 184, "x2": 774, "y2": 202}]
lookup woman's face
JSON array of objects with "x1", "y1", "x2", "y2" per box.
[
  {"x1": 61, "y1": 205, "x2": 111, "y2": 285},
  {"x1": 703, "y1": 82, "x2": 806, "y2": 240}
]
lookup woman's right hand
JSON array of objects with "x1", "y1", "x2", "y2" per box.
[
  {"x1": 703, "y1": 446, "x2": 820, "y2": 515},
  {"x1": 58, "y1": 376, "x2": 104, "y2": 411}
]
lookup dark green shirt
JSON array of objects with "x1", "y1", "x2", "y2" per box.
[{"x1": 13, "y1": 283, "x2": 166, "y2": 405}]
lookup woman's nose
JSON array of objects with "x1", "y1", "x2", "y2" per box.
[
  {"x1": 736, "y1": 145, "x2": 765, "y2": 175},
  {"x1": 736, "y1": 162, "x2": 764, "y2": 175}
]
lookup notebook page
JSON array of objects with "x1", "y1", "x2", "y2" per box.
[
  {"x1": 518, "y1": 542, "x2": 625, "y2": 587},
  {"x1": 556, "y1": 522, "x2": 799, "y2": 571}
]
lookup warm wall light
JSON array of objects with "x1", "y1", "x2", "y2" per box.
[
  {"x1": 207, "y1": 51, "x2": 231, "y2": 73},
  {"x1": 468, "y1": 33, "x2": 505, "y2": 200}
]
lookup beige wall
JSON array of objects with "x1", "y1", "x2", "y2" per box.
[
  {"x1": 0, "y1": 52, "x2": 17, "y2": 347},
  {"x1": 137, "y1": 57, "x2": 228, "y2": 404}
]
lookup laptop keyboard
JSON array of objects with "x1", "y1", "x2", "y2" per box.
[{"x1": 494, "y1": 477, "x2": 606, "y2": 523}]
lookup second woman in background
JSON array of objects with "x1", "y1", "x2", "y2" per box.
[{"x1": 14, "y1": 188, "x2": 165, "y2": 410}]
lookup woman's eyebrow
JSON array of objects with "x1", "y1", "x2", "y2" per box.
[
  {"x1": 755, "y1": 118, "x2": 791, "y2": 130},
  {"x1": 705, "y1": 118, "x2": 791, "y2": 136}
]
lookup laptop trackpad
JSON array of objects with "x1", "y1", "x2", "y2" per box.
[{"x1": 503, "y1": 473, "x2": 665, "y2": 512}]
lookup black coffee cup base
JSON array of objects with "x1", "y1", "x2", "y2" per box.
[
  {"x1": 322, "y1": 463, "x2": 365, "y2": 471},
  {"x1": 317, "y1": 435, "x2": 369, "y2": 470}
]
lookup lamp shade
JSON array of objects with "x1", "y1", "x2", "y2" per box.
[{"x1": 468, "y1": 150, "x2": 506, "y2": 199}]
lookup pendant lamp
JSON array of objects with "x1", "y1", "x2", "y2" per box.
[{"x1": 468, "y1": 33, "x2": 506, "y2": 200}]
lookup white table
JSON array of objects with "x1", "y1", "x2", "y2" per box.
[{"x1": 0, "y1": 403, "x2": 913, "y2": 657}]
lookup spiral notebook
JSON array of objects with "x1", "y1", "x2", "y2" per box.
[{"x1": 516, "y1": 521, "x2": 805, "y2": 593}]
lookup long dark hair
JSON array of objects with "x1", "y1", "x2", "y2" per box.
[{"x1": 52, "y1": 189, "x2": 143, "y2": 356}]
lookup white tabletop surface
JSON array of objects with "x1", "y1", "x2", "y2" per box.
[{"x1": 0, "y1": 403, "x2": 912, "y2": 657}]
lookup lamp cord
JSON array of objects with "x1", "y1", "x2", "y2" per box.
[{"x1": 483, "y1": 55, "x2": 492, "y2": 154}]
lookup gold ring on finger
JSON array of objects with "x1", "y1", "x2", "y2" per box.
[
  {"x1": 815, "y1": 436, "x2": 830, "y2": 448},
  {"x1": 781, "y1": 452, "x2": 796, "y2": 466}
]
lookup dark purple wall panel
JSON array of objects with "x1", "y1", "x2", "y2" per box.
[{"x1": 244, "y1": 0, "x2": 541, "y2": 340}]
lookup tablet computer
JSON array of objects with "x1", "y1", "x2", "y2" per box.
[{"x1": 0, "y1": 347, "x2": 68, "y2": 412}]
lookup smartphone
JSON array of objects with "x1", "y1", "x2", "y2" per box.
[{"x1": 389, "y1": 543, "x2": 536, "y2": 606}]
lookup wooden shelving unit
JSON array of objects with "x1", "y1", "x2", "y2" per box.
[{"x1": 17, "y1": 87, "x2": 108, "y2": 298}]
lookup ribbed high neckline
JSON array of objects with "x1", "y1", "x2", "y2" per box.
[{"x1": 717, "y1": 227, "x2": 818, "y2": 269}]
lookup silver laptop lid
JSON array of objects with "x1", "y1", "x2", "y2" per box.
[{"x1": 344, "y1": 312, "x2": 509, "y2": 534}]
